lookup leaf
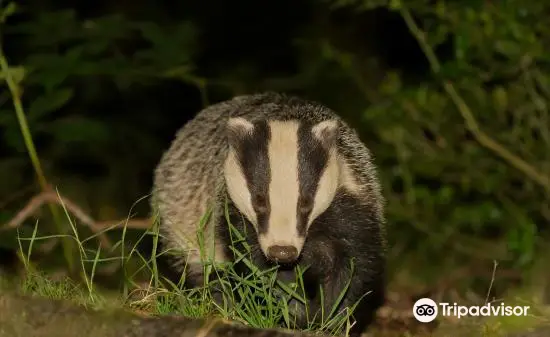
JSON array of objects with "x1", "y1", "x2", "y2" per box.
[
  {"x1": 492, "y1": 86, "x2": 508, "y2": 113},
  {"x1": 388, "y1": 0, "x2": 401, "y2": 10},
  {"x1": 494, "y1": 40, "x2": 521, "y2": 58},
  {"x1": 435, "y1": 1, "x2": 446, "y2": 17},
  {"x1": 379, "y1": 72, "x2": 402, "y2": 95},
  {"x1": 416, "y1": 86, "x2": 429, "y2": 106},
  {"x1": 83, "y1": 14, "x2": 132, "y2": 41},
  {"x1": 28, "y1": 88, "x2": 74, "y2": 122},
  {"x1": 8, "y1": 10, "x2": 81, "y2": 47},
  {"x1": 24, "y1": 54, "x2": 72, "y2": 90},
  {"x1": 0, "y1": 2, "x2": 18, "y2": 23},
  {"x1": 0, "y1": 66, "x2": 26, "y2": 85}
]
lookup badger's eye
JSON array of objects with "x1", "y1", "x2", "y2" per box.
[
  {"x1": 252, "y1": 194, "x2": 268, "y2": 213},
  {"x1": 299, "y1": 197, "x2": 313, "y2": 214}
]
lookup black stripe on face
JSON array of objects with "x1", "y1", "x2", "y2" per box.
[
  {"x1": 296, "y1": 122, "x2": 331, "y2": 236},
  {"x1": 228, "y1": 120, "x2": 271, "y2": 234}
]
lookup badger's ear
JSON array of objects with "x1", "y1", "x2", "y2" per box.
[
  {"x1": 227, "y1": 117, "x2": 254, "y2": 149},
  {"x1": 311, "y1": 119, "x2": 339, "y2": 150}
]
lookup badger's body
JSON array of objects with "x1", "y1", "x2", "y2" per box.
[{"x1": 151, "y1": 92, "x2": 386, "y2": 336}]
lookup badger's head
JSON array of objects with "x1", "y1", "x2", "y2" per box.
[{"x1": 223, "y1": 117, "x2": 340, "y2": 264}]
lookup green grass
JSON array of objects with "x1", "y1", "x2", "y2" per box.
[
  {"x1": 6, "y1": 191, "x2": 364, "y2": 337},
  {"x1": 3, "y1": 194, "x2": 550, "y2": 337}
]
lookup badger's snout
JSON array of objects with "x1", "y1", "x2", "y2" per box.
[{"x1": 267, "y1": 245, "x2": 298, "y2": 263}]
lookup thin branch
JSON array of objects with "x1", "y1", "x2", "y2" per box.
[
  {"x1": 1, "y1": 189, "x2": 152, "y2": 248},
  {"x1": 484, "y1": 260, "x2": 498, "y2": 305},
  {"x1": 399, "y1": 6, "x2": 550, "y2": 193},
  {"x1": 95, "y1": 218, "x2": 151, "y2": 230}
]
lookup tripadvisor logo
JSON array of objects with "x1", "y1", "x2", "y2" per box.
[
  {"x1": 440, "y1": 302, "x2": 530, "y2": 319},
  {"x1": 413, "y1": 298, "x2": 530, "y2": 323},
  {"x1": 413, "y1": 298, "x2": 438, "y2": 323}
]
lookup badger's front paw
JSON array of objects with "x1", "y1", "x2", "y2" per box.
[
  {"x1": 286, "y1": 282, "x2": 323, "y2": 327},
  {"x1": 287, "y1": 297, "x2": 310, "y2": 328},
  {"x1": 210, "y1": 288, "x2": 234, "y2": 311}
]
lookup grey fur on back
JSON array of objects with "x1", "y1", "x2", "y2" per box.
[{"x1": 151, "y1": 92, "x2": 385, "y2": 271}]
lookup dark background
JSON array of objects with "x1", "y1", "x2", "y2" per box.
[{"x1": 0, "y1": 0, "x2": 549, "y2": 321}]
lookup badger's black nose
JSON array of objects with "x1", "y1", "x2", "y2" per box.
[{"x1": 267, "y1": 245, "x2": 298, "y2": 263}]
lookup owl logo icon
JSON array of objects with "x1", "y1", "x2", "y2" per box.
[{"x1": 413, "y1": 298, "x2": 438, "y2": 323}]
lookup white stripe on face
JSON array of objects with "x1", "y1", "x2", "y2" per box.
[
  {"x1": 224, "y1": 149, "x2": 257, "y2": 225},
  {"x1": 309, "y1": 149, "x2": 339, "y2": 224},
  {"x1": 224, "y1": 117, "x2": 257, "y2": 226},
  {"x1": 304, "y1": 119, "x2": 340, "y2": 228},
  {"x1": 258, "y1": 120, "x2": 303, "y2": 254}
]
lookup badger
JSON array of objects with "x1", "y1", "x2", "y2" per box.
[{"x1": 151, "y1": 92, "x2": 386, "y2": 336}]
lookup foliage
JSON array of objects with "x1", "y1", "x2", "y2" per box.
[
  {"x1": 1, "y1": 0, "x2": 549, "y2": 306},
  {"x1": 5, "y1": 203, "x2": 359, "y2": 336},
  {"x1": 315, "y1": 0, "x2": 550, "y2": 289},
  {"x1": 1, "y1": 8, "x2": 197, "y2": 149}
]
